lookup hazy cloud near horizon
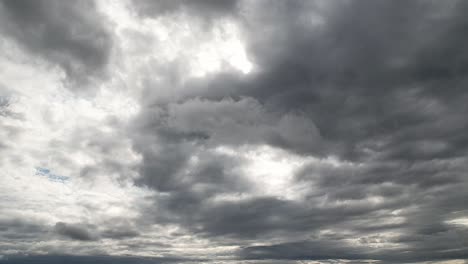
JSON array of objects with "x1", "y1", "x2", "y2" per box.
[{"x1": 1, "y1": 1, "x2": 468, "y2": 264}]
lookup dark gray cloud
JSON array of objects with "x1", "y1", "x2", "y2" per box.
[
  {"x1": 0, "y1": 219, "x2": 47, "y2": 240},
  {"x1": 100, "y1": 229, "x2": 139, "y2": 240},
  {"x1": 2, "y1": 0, "x2": 468, "y2": 263},
  {"x1": 0, "y1": 0, "x2": 113, "y2": 87},
  {"x1": 54, "y1": 222, "x2": 97, "y2": 241},
  {"x1": 240, "y1": 228, "x2": 468, "y2": 263},
  {"x1": 240, "y1": 240, "x2": 369, "y2": 261},
  {"x1": 53, "y1": 220, "x2": 140, "y2": 241},
  {"x1": 0, "y1": 96, "x2": 10, "y2": 117},
  {"x1": 132, "y1": 0, "x2": 239, "y2": 21},
  {"x1": 0, "y1": 255, "x2": 195, "y2": 264},
  {"x1": 128, "y1": 0, "x2": 468, "y2": 263}
]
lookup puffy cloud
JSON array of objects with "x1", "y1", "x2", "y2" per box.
[
  {"x1": 0, "y1": 0, "x2": 113, "y2": 87},
  {"x1": 1, "y1": 0, "x2": 468, "y2": 263}
]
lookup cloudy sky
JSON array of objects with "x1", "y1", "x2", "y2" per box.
[{"x1": 1, "y1": 0, "x2": 468, "y2": 263}]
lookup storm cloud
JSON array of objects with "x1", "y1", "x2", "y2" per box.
[
  {"x1": 0, "y1": 0, "x2": 113, "y2": 87},
  {"x1": 1, "y1": 0, "x2": 468, "y2": 264}
]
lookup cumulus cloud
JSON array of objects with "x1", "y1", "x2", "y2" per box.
[{"x1": 0, "y1": 0, "x2": 113, "y2": 87}]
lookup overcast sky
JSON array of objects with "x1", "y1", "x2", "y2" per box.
[{"x1": 1, "y1": 0, "x2": 468, "y2": 263}]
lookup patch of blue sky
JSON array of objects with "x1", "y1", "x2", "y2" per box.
[{"x1": 35, "y1": 167, "x2": 70, "y2": 184}]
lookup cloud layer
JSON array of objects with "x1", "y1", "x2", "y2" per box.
[{"x1": 1, "y1": 1, "x2": 468, "y2": 264}]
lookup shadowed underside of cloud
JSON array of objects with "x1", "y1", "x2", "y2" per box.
[
  {"x1": 129, "y1": 0, "x2": 468, "y2": 262},
  {"x1": 0, "y1": 0, "x2": 113, "y2": 87},
  {"x1": 54, "y1": 222, "x2": 97, "y2": 241},
  {"x1": 240, "y1": 237, "x2": 468, "y2": 263},
  {"x1": 132, "y1": 0, "x2": 239, "y2": 21},
  {"x1": 0, "y1": 255, "x2": 195, "y2": 264}
]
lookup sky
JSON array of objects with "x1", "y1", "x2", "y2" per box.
[{"x1": 0, "y1": 0, "x2": 468, "y2": 263}]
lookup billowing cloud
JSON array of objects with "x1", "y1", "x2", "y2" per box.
[
  {"x1": 1, "y1": 0, "x2": 468, "y2": 264},
  {"x1": 0, "y1": 0, "x2": 113, "y2": 87}
]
